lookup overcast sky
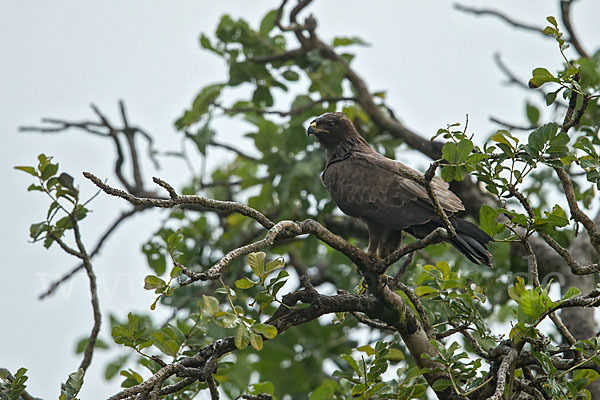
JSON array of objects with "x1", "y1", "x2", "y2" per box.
[{"x1": 1, "y1": 1, "x2": 598, "y2": 399}]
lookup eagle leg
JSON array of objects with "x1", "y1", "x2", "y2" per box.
[
  {"x1": 378, "y1": 229, "x2": 403, "y2": 259},
  {"x1": 363, "y1": 218, "x2": 403, "y2": 260}
]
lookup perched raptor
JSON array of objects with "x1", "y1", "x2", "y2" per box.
[{"x1": 307, "y1": 112, "x2": 492, "y2": 266}]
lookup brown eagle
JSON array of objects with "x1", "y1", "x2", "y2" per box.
[{"x1": 308, "y1": 112, "x2": 492, "y2": 266}]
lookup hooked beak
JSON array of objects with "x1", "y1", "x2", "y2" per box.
[{"x1": 307, "y1": 122, "x2": 328, "y2": 136}]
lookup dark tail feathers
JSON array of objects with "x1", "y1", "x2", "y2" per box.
[
  {"x1": 406, "y1": 218, "x2": 493, "y2": 267},
  {"x1": 448, "y1": 218, "x2": 493, "y2": 267}
]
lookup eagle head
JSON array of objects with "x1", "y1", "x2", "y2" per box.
[{"x1": 307, "y1": 112, "x2": 363, "y2": 150}]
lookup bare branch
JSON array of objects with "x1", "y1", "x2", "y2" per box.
[
  {"x1": 509, "y1": 184, "x2": 600, "y2": 275},
  {"x1": 68, "y1": 214, "x2": 101, "y2": 373},
  {"x1": 215, "y1": 96, "x2": 356, "y2": 117},
  {"x1": 424, "y1": 162, "x2": 456, "y2": 237},
  {"x1": 380, "y1": 227, "x2": 448, "y2": 270},
  {"x1": 186, "y1": 220, "x2": 302, "y2": 281},
  {"x1": 207, "y1": 140, "x2": 260, "y2": 162},
  {"x1": 490, "y1": 117, "x2": 538, "y2": 131},
  {"x1": 247, "y1": 46, "x2": 311, "y2": 63},
  {"x1": 351, "y1": 312, "x2": 395, "y2": 331},
  {"x1": 494, "y1": 53, "x2": 532, "y2": 91},
  {"x1": 22, "y1": 102, "x2": 157, "y2": 196},
  {"x1": 83, "y1": 172, "x2": 275, "y2": 229},
  {"x1": 555, "y1": 167, "x2": 600, "y2": 255},
  {"x1": 39, "y1": 207, "x2": 142, "y2": 299},
  {"x1": 455, "y1": 4, "x2": 544, "y2": 34},
  {"x1": 20, "y1": 118, "x2": 109, "y2": 136},
  {"x1": 450, "y1": 321, "x2": 488, "y2": 359},
  {"x1": 489, "y1": 348, "x2": 517, "y2": 400},
  {"x1": 395, "y1": 281, "x2": 435, "y2": 339},
  {"x1": 560, "y1": 0, "x2": 589, "y2": 58}
]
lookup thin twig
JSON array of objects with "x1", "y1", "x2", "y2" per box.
[
  {"x1": 560, "y1": 0, "x2": 589, "y2": 58},
  {"x1": 70, "y1": 214, "x2": 102, "y2": 373},
  {"x1": 395, "y1": 281, "x2": 435, "y2": 339},
  {"x1": 455, "y1": 4, "x2": 544, "y2": 35},
  {"x1": 39, "y1": 207, "x2": 142, "y2": 299},
  {"x1": 84, "y1": 172, "x2": 275, "y2": 229}
]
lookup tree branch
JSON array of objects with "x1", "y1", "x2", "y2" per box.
[
  {"x1": 560, "y1": 0, "x2": 589, "y2": 58},
  {"x1": 68, "y1": 213, "x2": 102, "y2": 373},
  {"x1": 39, "y1": 206, "x2": 143, "y2": 299},
  {"x1": 83, "y1": 172, "x2": 275, "y2": 229},
  {"x1": 455, "y1": 4, "x2": 544, "y2": 35}
]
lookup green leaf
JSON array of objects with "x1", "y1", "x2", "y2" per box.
[
  {"x1": 436, "y1": 261, "x2": 451, "y2": 281},
  {"x1": 248, "y1": 252, "x2": 266, "y2": 277},
  {"x1": 518, "y1": 290, "x2": 542, "y2": 324},
  {"x1": 332, "y1": 36, "x2": 369, "y2": 47},
  {"x1": 479, "y1": 204, "x2": 499, "y2": 236},
  {"x1": 282, "y1": 70, "x2": 300, "y2": 81},
  {"x1": 250, "y1": 332, "x2": 263, "y2": 351},
  {"x1": 138, "y1": 339, "x2": 154, "y2": 350},
  {"x1": 415, "y1": 286, "x2": 438, "y2": 296},
  {"x1": 141, "y1": 242, "x2": 167, "y2": 276},
  {"x1": 545, "y1": 91, "x2": 558, "y2": 105},
  {"x1": 356, "y1": 344, "x2": 374, "y2": 356},
  {"x1": 264, "y1": 257, "x2": 285, "y2": 274},
  {"x1": 259, "y1": 9, "x2": 278, "y2": 35},
  {"x1": 40, "y1": 162, "x2": 59, "y2": 181},
  {"x1": 561, "y1": 286, "x2": 581, "y2": 301},
  {"x1": 235, "y1": 324, "x2": 250, "y2": 349},
  {"x1": 526, "y1": 102, "x2": 540, "y2": 125},
  {"x1": 190, "y1": 120, "x2": 216, "y2": 155},
  {"x1": 75, "y1": 337, "x2": 108, "y2": 354},
  {"x1": 441, "y1": 165, "x2": 456, "y2": 182},
  {"x1": 144, "y1": 275, "x2": 166, "y2": 291},
  {"x1": 252, "y1": 86, "x2": 274, "y2": 107},
  {"x1": 202, "y1": 295, "x2": 220, "y2": 316},
  {"x1": 14, "y1": 166, "x2": 38, "y2": 177},
  {"x1": 432, "y1": 378, "x2": 452, "y2": 391},
  {"x1": 235, "y1": 277, "x2": 257, "y2": 289},
  {"x1": 252, "y1": 323, "x2": 278, "y2": 339},
  {"x1": 529, "y1": 67, "x2": 559, "y2": 88},
  {"x1": 169, "y1": 266, "x2": 182, "y2": 279},
  {"x1": 542, "y1": 204, "x2": 569, "y2": 227},
  {"x1": 456, "y1": 140, "x2": 473, "y2": 162},
  {"x1": 29, "y1": 222, "x2": 47, "y2": 240},
  {"x1": 310, "y1": 379, "x2": 341, "y2": 400},
  {"x1": 174, "y1": 83, "x2": 225, "y2": 130},
  {"x1": 385, "y1": 348, "x2": 405, "y2": 363},
  {"x1": 442, "y1": 142, "x2": 458, "y2": 163},
  {"x1": 341, "y1": 354, "x2": 361, "y2": 375},
  {"x1": 61, "y1": 369, "x2": 84, "y2": 400}
]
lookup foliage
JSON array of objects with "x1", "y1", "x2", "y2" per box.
[{"x1": 13, "y1": 2, "x2": 600, "y2": 400}]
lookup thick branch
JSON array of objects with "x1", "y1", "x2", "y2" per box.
[
  {"x1": 108, "y1": 288, "x2": 380, "y2": 400},
  {"x1": 489, "y1": 348, "x2": 517, "y2": 400}
]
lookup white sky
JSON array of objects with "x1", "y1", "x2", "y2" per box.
[{"x1": 1, "y1": 1, "x2": 598, "y2": 399}]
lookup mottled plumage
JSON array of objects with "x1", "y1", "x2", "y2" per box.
[{"x1": 308, "y1": 112, "x2": 492, "y2": 266}]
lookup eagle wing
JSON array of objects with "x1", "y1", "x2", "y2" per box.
[{"x1": 322, "y1": 151, "x2": 464, "y2": 230}]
